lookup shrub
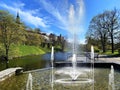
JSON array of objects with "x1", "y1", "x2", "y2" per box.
[
  {"x1": 94, "y1": 47, "x2": 100, "y2": 53},
  {"x1": 95, "y1": 49, "x2": 100, "y2": 53}
]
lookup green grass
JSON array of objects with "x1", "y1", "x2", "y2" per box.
[
  {"x1": 9, "y1": 45, "x2": 49, "y2": 58},
  {"x1": 18, "y1": 45, "x2": 45, "y2": 56},
  {"x1": 99, "y1": 50, "x2": 120, "y2": 57},
  {"x1": 103, "y1": 50, "x2": 118, "y2": 55}
]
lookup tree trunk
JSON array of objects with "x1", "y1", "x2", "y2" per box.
[
  {"x1": 5, "y1": 48, "x2": 9, "y2": 68},
  {"x1": 103, "y1": 35, "x2": 106, "y2": 53},
  {"x1": 111, "y1": 34, "x2": 114, "y2": 53},
  {"x1": 101, "y1": 37, "x2": 106, "y2": 53},
  {"x1": 102, "y1": 41, "x2": 106, "y2": 53}
]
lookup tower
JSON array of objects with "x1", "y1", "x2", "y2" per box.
[{"x1": 16, "y1": 11, "x2": 20, "y2": 24}]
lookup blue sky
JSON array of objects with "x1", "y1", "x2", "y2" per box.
[{"x1": 0, "y1": 0, "x2": 120, "y2": 43}]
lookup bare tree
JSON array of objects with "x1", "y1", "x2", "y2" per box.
[
  {"x1": 87, "y1": 13, "x2": 108, "y2": 52},
  {"x1": 103, "y1": 9, "x2": 120, "y2": 53},
  {"x1": 86, "y1": 9, "x2": 120, "y2": 53}
]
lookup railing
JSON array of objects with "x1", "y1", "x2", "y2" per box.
[{"x1": 85, "y1": 52, "x2": 99, "y2": 61}]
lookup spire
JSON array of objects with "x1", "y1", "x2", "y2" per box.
[
  {"x1": 16, "y1": 11, "x2": 20, "y2": 24},
  {"x1": 17, "y1": 11, "x2": 19, "y2": 18}
]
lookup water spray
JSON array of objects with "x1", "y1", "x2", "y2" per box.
[
  {"x1": 26, "y1": 73, "x2": 32, "y2": 90},
  {"x1": 51, "y1": 46, "x2": 54, "y2": 90}
]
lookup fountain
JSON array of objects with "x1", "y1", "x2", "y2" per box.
[
  {"x1": 51, "y1": 46, "x2": 54, "y2": 90},
  {"x1": 26, "y1": 73, "x2": 32, "y2": 90},
  {"x1": 51, "y1": 46, "x2": 94, "y2": 89},
  {"x1": 71, "y1": 54, "x2": 78, "y2": 81},
  {"x1": 91, "y1": 46, "x2": 94, "y2": 60},
  {"x1": 108, "y1": 65, "x2": 115, "y2": 90},
  {"x1": 50, "y1": 0, "x2": 94, "y2": 87}
]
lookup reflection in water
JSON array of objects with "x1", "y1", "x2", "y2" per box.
[
  {"x1": 3, "y1": 55, "x2": 48, "y2": 71},
  {"x1": 42, "y1": 52, "x2": 68, "y2": 61},
  {"x1": 6, "y1": 52, "x2": 67, "y2": 71},
  {"x1": 0, "y1": 52, "x2": 69, "y2": 71}
]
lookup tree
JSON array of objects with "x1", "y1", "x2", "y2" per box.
[
  {"x1": 117, "y1": 33, "x2": 120, "y2": 44},
  {"x1": 87, "y1": 13, "x2": 108, "y2": 52},
  {"x1": 86, "y1": 9, "x2": 120, "y2": 53},
  {"x1": 104, "y1": 9, "x2": 120, "y2": 53},
  {"x1": 49, "y1": 33, "x2": 56, "y2": 46},
  {"x1": 0, "y1": 10, "x2": 25, "y2": 68},
  {"x1": 25, "y1": 30, "x2": 42, "y2": 46},
  {"x1": 34, "y1": 28, "x2": 41, "y2": 33}
]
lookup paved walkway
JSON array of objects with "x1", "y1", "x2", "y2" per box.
[
  {"x1": 0, "y1": 67, "x2": 22, "y2": 82},
  {"x1": 68, "y1": 54, "x2": 120, "y2": 64},
  {"x1": 98, "y1": 55, "x2": 120, "y2": 64}
]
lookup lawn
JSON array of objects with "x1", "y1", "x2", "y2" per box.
[
  {"x1": 100, "y1": 50, "x2": 120, "y2": 57},
  {"x1": 10, "y1": 45, "x2": 46, "y2": 57}
]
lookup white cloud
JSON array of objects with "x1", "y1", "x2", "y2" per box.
[
  {"x1": 12, "y1": 1, "x2": 25, "y2": 8},
  {"x1": 39, "y1": 0, "x2": 85, "y2": 34},
  {"x1": 26, "y1": 9, "x2": 40, "y2": 15},
  {"x1": 39, "y1": 0, "x2": 68, "y2": 30},
  {"x1": 20, "y1": 11, "x2": 47, "y2": 27},
  {"x1": 0, "y1": 3, "x2": 47, "y2": 28}
]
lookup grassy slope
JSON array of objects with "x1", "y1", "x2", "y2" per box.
[
  {"x1": 18, "y1": 45, "x2": 45, "y2": 56},
  {"x1": 9, "y1": 45, "x2": 50, "y2": 58},
  {"x1": 0, "y1": 45, "x2": 50, "y2": 71}
]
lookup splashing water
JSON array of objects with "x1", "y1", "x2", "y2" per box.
[
  {"x1": 26, "y1": 73, "x2": 32, "y2": 90},
  {"x1": 71, "y1": 54, "x2": 79, "y2": 80},
  {"x1": 51, "y1": 47, "x2": 54, "y2": 62},
  {"x1": 67, "y1": 0, "x2": 85, "y2": 54},
  {"x1": 51, "y1": 0, "x2": 94, "y2": 86},
  {"x1": 68, "y1": 0, "x2": 85, "y2": 81},
  {"x1": 91, "y1": 45, "x2": 94, "y2": 60},
  {"x1": 51, "y1": 46, "x2": 54, "y2": 90},
  {"x1": 68, "y1": 0, "x2": 85, "y2": 34},
  {"x1": 109, "y1": 65, "x2": 115, "y2": 90}
]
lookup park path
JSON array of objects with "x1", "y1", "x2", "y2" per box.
[
  {"x1": 67, "y1": 54, "x2": 120, "y2": 64},
  {"x1": 98, "y1": 55, "x2": 120, "y2": 64}
]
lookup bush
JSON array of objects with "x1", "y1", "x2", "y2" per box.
[
  {"x1": 118, "y1": 48, "x2": 120, "y2": 54},
  {"x1": 94, "y1": 47, "x2": 100, "y2": 53},
  {"x1": 95, "y1": 49, "x2": 100, "y2": 53}
]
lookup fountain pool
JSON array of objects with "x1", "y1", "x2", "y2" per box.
[
  {"x1": 0, "y1": 67, "x2": 120, "y2": 90},
  {"x1": 54, "y1": 67, "x2": 93, "y2": 85}
]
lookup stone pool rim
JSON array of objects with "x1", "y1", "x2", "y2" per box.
[{"x1": 54, "y1": 61, "x2": 120, "y2": 71}]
